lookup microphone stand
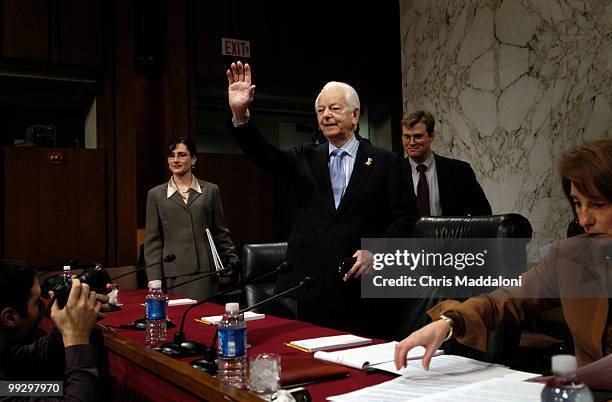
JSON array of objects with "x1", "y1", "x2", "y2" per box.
[
  {"x1": 237, "y1": 277, "x2": 313, "y2": 315},
  {"x1": 111, "y1": 255, "x2": 177, "y2": 329},
  {"x1": 124, "y1": 267, "x2": 230, "y2": 331},
  {"x1": 188, "y1": 275, "x2": 312, "y2": 374},
  {"x1": 110, "y1": 254, "x2": 176, "y2": 281},
  {"x1": 159, "y1": 262, "x2": 293, "y2": 359}
]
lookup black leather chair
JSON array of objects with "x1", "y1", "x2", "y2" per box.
[
  {"x1": 241, "y1": 242, "x2": 298, "y2": 320},
  {"x1": 396, "y1": 214, "x2": 533, "y2": 361}
]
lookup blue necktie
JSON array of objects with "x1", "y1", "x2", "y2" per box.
[{"x1": 330, "y1": 149, "x2": 348, "y2": 209}]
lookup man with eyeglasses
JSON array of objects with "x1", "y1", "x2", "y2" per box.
[{"x1": 402, "y1": 110, "x2": 491, "y2": 217}]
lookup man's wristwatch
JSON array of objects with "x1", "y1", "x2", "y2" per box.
[{"x1": 438, "y1": 314, "x2": 454, "y2": 341}]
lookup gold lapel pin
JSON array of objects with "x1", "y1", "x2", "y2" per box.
[{"x1": 365, "y1": 157, "x2": 373, "y2": 166}]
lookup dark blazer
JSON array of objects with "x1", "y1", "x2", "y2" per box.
[
  {"x1": 144, "y1": 179, "x2": 239, "y2": 299},
  {"x1": 229, "y1": 119, "x2": 417, "y2": 329},
  {"x1": 403, "y1": 153, "x2": 492, "y2": 216}
]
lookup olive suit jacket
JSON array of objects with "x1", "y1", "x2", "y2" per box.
[{"x1": 144, "y1": 179, "x2": 238, "y2": 299}]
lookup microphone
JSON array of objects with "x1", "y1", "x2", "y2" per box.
[
  {"x1": 159, "y1": 261, "x2": 294, "y2": 359},
  {"x1": 238, "y1": 276, "x2": 313, "y2": 314},
  {"x1": 123, "y1": 263, "x2": 234, "y2": 330},
  {"x1": 163, "y1": 264, "x2": 233, "y2": 292},
  {"x1": 110, "y1": 254, "x2": 177, "y2": 330},
  {"x1": 111, "y1": 254, "x2": 176, "y2": 281},
  {"x1": 189, "y1": 274, "x2": 314, "y2": 374}
]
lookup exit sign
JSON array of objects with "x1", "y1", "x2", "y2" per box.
[{"x1": 221, "y1": 37, "x2": 251, "y2": 57}]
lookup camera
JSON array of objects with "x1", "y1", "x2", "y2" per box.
[{"x1": 46, "y1": 264, "x2": 111, "y2": 309}]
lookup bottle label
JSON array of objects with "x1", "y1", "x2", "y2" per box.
[
  {"x1": 218, "y1": 327, "x2": 246, "y2": 358},
  {"x1": 146, "y1": 298, "x2": 166, "y2": 320}
]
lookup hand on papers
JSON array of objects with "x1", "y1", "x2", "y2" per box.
[
  {"x1": 343, "y1": 249, "x2": 373, "y2": 281},
  {"x1": 394, "y1": 319, "x2": 450, "y2": 371},
  {"x1": 226, "y1": 61, "x2": 256, "y2": 124}
]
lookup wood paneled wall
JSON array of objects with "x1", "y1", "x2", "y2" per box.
[
  {"x1": 1, "y1": 0, "x2": 402, "y2": 266},
  {"x1": 2, "y1": 0, "x2": 104, "y2": 65},
  {"x1": 3, "y1": 147, "x2": 106, "y2": 267},
  {"x1": 198, "y1": 153, "x2": 297, "y2": 252}
]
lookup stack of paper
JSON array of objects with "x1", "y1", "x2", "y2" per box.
[
  {"x1": 167, "y1": 298, "x2": 197, "y2": 306},
  {"x1": 286, "y1": 334, "x2": 372, "y2": 353},
  {"x1": 313, "y1": 341, "x2": 443, "y2": 371},
  {"x1": 198, "y1": 311, "x2": 265, "y2": 324},
  {"x1": 328, "y1": 376, "x2": 543, "y2": 402}
]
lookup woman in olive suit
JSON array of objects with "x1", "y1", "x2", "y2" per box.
[{"x1": 144, "y1": 137, "x2": 239, "y2": 300}]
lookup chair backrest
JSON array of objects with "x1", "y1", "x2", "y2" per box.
[
  {"x1": 242, "y1": 242, "x2": 288, "y2": 283},
  {"x1": 413, "y1": 213, "x2": 533, "y2": 238},
  {"x1": 241, "y1": 242, "x2": 297, "y2": 319},
  {"x1": 398, "y1": 214, "x2": 533, "y2": 360}
]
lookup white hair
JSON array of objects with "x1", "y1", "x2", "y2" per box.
[{"x1": 315, "y1": 81, "x2": 360, "y2": 111}]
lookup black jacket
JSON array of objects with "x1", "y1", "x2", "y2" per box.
[
  {"x1": 403, "y1": 153, "x2": 492, "y2": 216},
  {"x1": 229, "y1": 118, "x2": 417, "y2": 329}
]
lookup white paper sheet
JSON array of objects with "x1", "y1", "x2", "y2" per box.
[
  {"x1": 408, "y1": 378, "x2": 544, "y2": 401},
  {"x1": 327, "y1": 376, "x2": 465, "y2": 402},
  {"x1": 167, "y1": 298, "x2": 197, "y2": 306},
  {"x1": 314, "y1": 341, "x2": 442, "y2": 370},
  {"x1": 288, "y1": 334, "x2": 372, "y2": 352},
  {"x1": 327, "y1": 355, "x2": 537, "y2": 401},
  {"x1": 199, "y1": 311, "x2": 265, "y2": 324}
]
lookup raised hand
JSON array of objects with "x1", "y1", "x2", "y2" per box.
[
  {"x1": 394, "y1": 319, "x2": 449, "y2": 370},
  {"x1": 226, "y1": 61, "x2": 256, "y2": 124}
]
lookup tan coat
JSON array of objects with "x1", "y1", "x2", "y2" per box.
[
  {"x1": 144, "y1": 179, "x2": 238, "y2": 299},
  {"x1": 428, "y1": 236, "x2": 611, "y2": 367}
]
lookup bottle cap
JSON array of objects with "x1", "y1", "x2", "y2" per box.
[
  {"x1": 63, "y1": 265, "x2": 71, "y2": 271},
  {"x1": 551, "y1": 354, "x2": 577, "y2": 376},
  {"x1": 149, "y1": 280, "x2": 162, "y2": 290},
  {"x1": 225, "y1": 302, "x2": 239, "y2": 313}
]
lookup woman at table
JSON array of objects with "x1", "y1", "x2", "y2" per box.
[
  {"x1": 144, "y1": 137, "x2": 239, "y2": 300},
  {"x1": 395, "y1": 139, "x2": 612, "y2": 369}
]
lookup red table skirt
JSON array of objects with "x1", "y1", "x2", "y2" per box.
[{"x1": 44, "y1": 290, "x2": 394, "y2": 401}]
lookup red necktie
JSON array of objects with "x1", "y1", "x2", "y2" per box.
[{"x1": 416, "y1": 164, "x2": 430, "y2": 217}]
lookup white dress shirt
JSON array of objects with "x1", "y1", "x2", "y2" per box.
[
  {"x1": 408, "y1": 152, "x2": 442, "y2": 216},
  {"x1": 167, "y1": 175, "x2": 202, "y2": 204}
]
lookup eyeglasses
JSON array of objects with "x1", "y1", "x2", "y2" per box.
[{"x1": 402, "y1": 134, "x2": 428, "y2": 143}]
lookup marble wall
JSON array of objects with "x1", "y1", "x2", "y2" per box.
[{"x1": 399, "y1": 0, "x2": 612, "y2": 241}]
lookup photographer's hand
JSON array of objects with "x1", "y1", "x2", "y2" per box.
[{"x1": 49, "y1": 279, "x2": 102, "y2": 347}]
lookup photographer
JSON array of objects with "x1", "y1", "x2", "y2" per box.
[{"x1": 0, "y1": 260, "x2": 108, "y2": 401}]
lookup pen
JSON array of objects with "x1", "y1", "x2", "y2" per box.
[
  {"x1": 283, "y1": 343, "x2": 313, "y2": 353},
  {"x1": 194, "y1": 319, "x2": 213, "y2": 325}
]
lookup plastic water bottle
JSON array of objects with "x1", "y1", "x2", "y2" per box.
[
  {"x1": 145, "y1": 280, "x2": 167, "y2": 348},
  {"x1": 541, "y1": 355, "x2": 593, "y2": 402},
  {"x1": 61, "y1": 265, "x2": 72, "y2": 286},
  {"x1": 217, "y1": 302, "x2": 247, "y2": 388}
]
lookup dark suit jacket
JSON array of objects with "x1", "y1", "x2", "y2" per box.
[
  {"x1": 229, "y1": 119, "x2": 417, "y2": 330},
  {"x1": 144, "y1": 179, "x2": 239, "y2": 299},
  {"x1": 403, "y1": 153, "x2": 492, "y2": 216}
]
